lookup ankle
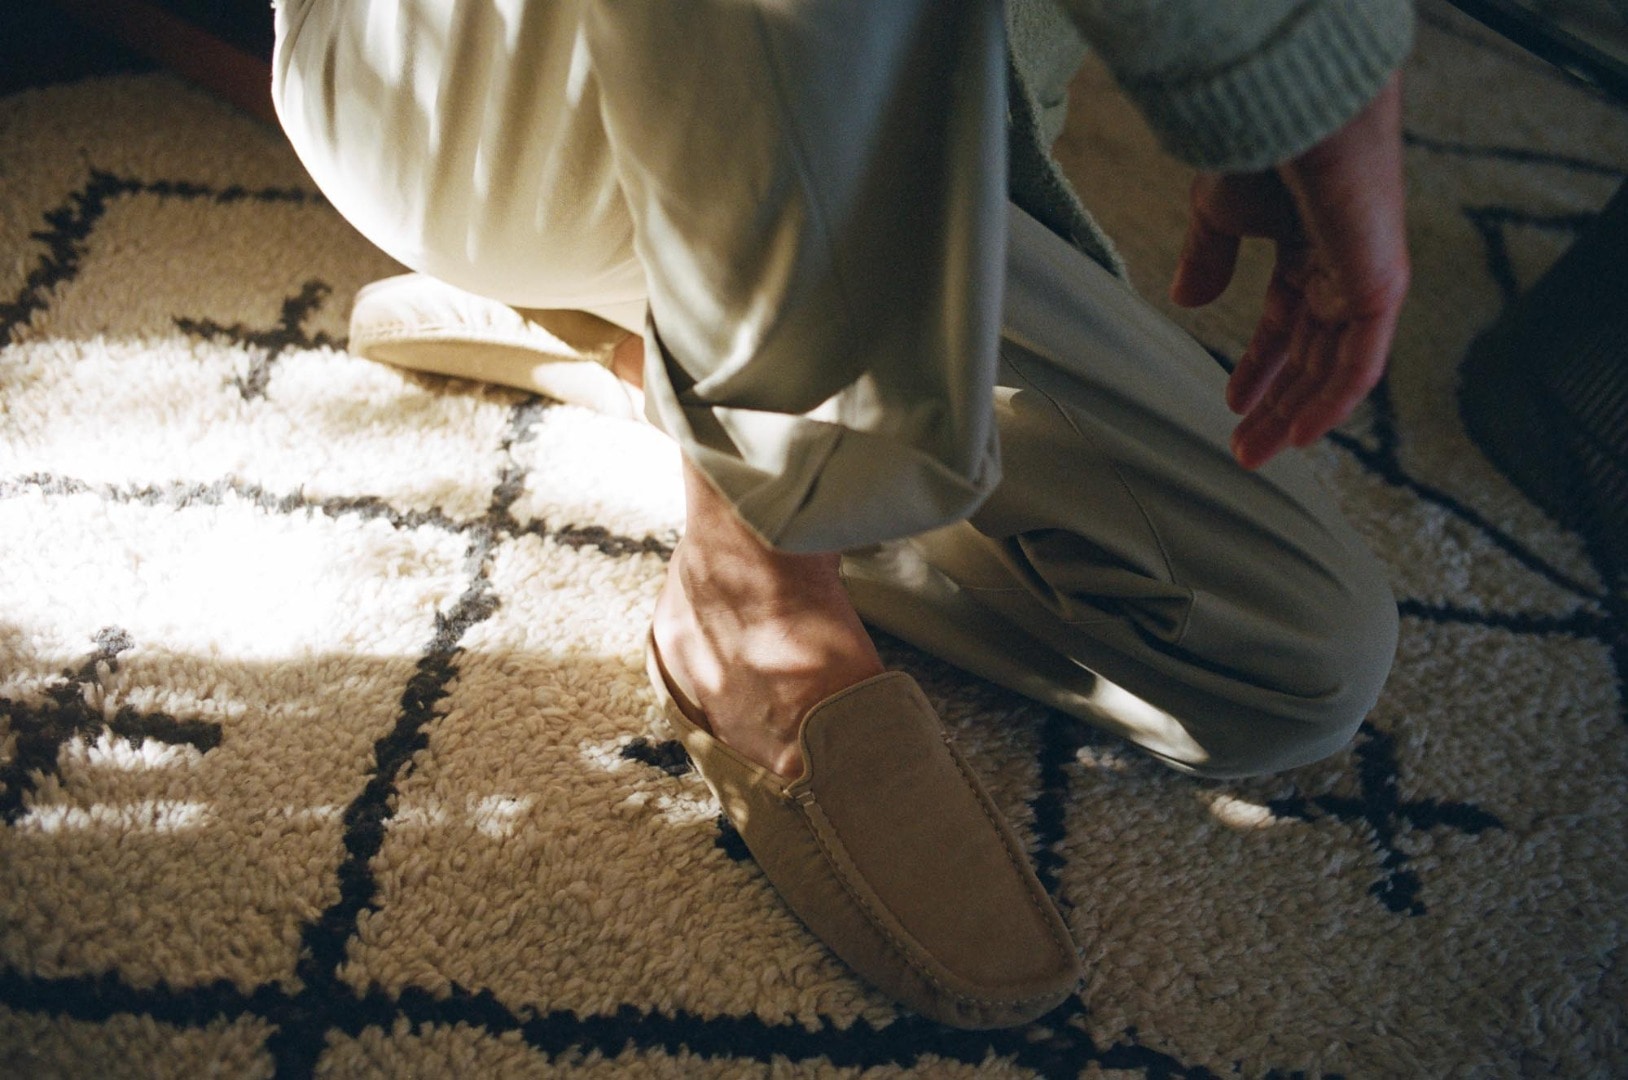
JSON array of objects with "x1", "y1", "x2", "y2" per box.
[
  {"x1": 653, "y1": 472, "x2": 884, "y2": 780},
  {"x1": 677, "y1": 459, "x2": 849, "y2": 604},
  {"x1": 678, "y1": 540, "x2": 843, "y2": 609},
  {"x1": 610, "y1": 332, "x2": 644, "y2": 390}
]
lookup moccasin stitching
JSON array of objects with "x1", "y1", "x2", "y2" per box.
[
  {"x1": 939, "y1": 735, "x2": 1078, "y2": 964},
  {"x1": 793, "y1": 775, "x2": 1073, "y2": 1013}
]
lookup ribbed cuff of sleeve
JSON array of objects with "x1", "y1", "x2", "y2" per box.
[{"x1": 1122, "y1": 0, "x2": 1414, "y2": 173}]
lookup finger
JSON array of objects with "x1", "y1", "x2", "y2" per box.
[
  {"x1": 1226, "y1": 339, "x2": 1286, "y2": 418},
  {"x1": 1230, "y1": 338, "x2": 1282, "y2": 417},
  {"x1": 1231, "y1": 312, "x2": 1321, "y2": 468},
  {"x1": 1287, "y1": 312, "x2": 1396, "y2": 446},
  {"x1": 1231, "y1": 398, "x2": 1294, "y2": 471},
  {"x1": 1277, "y1": 317, "x2": 1341, "y2": 421},
  {"x1": 1170, "y1": 215, "x2": 1241, "y2": 308},
  {"x1": 1226, "y1": 249, "x2": 1306, "y2": 414}
]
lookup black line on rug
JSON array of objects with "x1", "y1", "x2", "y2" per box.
[
  {"x1": 1402, "y1": 132, "x2": 1628, "y2": 177},
  {"x1": 0, "y1": 963, "x2": 1239, "y2": 1079},
  {"x1": 1464, "y1": 205, "x2": 1597, "y2": 305},
  {"x1": 0, "y1": 968, "x2": 291, "y2": 1029},
  {"x1": 474, "y1": 395, "x2": 680, "y2": 562},
  {"x1": 345, "y1": 983, "x2": 1228, "y2": 1079},
  {"x1": 1337, "y1": 350, "x2": 1626, "y2": 730},
  {"x1": 1268, "y1": 723, "x2": 1505, "y2": 916},
  {"x1": 0, "y1": 627, "x2": 221, "y2": 824},
  {"x1": 1363, "y1": 376, "x2": 1403, "y2": 461},
  {"x1": 1326, "y1": 431, "x2": 1606, "y2": 601},
  {"x1": 0, "y1": 170, "x2": 322, "y2": 345},
  {"x1": 614, "y1": 737, "x2": 765, "y2": 863},
  {"x1": 260, "y1": 398, "x2": 556, "y2": 1076},
  {"x1": 488, "y1": 395, "x2": 550, "y2": 518},
  {"x1": 1027, "y1": 708, "x2": 1095, "y2": 905},
  {"x1": 712, "y1": 813, "x2": 754, "y2": 863},
  {"x1": 509, "y1": 518, "x2": 677, "y2": 560},
  {"x1": 0, "y1": 472, "x2": 676, "y2": 564},
  {"x1": 1587, "y1": 534, "x2": 1628, "y2": 730},
  {"x1": 618, "y1": 736, "x2": 692, "y2": 777},
  {"x1": 0, "y1": 472, "x2": 467, "y2": 532},
  {"x1": 1397, "y1": 598, "x2": 1614, "y2": 639},
  {"x1": 260, "y1": 394, "x2": 650, "y2": 1073},
  {"x1": 175, "y1": 279, "x2": 341, "y2": 400},
  {"x1": 262, "y1": 520, "x2": 501, "y2": 1077},
  {"x1": 124, "y1": 178, "x2": 321, "y2": 205}
]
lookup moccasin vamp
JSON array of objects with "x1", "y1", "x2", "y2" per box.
[{"x1": 646, "y1": 636, "x2": 1080, "y2": 1029}]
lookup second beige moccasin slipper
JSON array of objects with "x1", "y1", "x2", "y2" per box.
[
  {"x1": 348, "y1": 273, "x2": 645, "y2": 419},
  {"x1": 645, "y1": 632, "x2": 1080, "y2": 1029}
]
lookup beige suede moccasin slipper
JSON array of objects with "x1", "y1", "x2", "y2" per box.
[
  {"x1": 349, "y1": 273, "x2": 644, "y2": 419},
  {"x1": 645, "y1": 632, "x2": 1081, "y2": 1029}
]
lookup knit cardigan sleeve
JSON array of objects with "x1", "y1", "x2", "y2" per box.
[{"x1": 1063, "y1": 0, "x2": 1415, "y2": 172}]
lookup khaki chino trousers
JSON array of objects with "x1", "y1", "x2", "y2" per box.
[{"x1": 273, "y1": 0, "x2": 1399, "y2": 778}]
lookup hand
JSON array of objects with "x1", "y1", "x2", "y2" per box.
[{"x1": 1170, "y1": 73, "x2": 1410, "y2": 470}]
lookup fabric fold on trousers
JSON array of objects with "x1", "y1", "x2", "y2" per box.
[
  {"x1": 844, "y1": 206, "x2": 1398, "y2": 778},
  {"x1": 642, "y1": 344, "x2": 1004, "y2": 552},
  {"x1": 584, "y1": 1, "x2": 1012, "y2": 551}
]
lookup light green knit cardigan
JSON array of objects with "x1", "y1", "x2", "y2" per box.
[{"x1": 1006, "y1": 0, "x2": 1415, "y2": 278}]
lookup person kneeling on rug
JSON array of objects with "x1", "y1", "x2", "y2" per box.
[{"x1": 271, "y1": 0, "x2": 1410, "y2": 1029}]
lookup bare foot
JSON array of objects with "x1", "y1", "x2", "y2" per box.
[{"x1": 653, "y1": 458, "x2": 883, "y2": 779}]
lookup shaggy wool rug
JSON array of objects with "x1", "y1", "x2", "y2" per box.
[{"x1": 3, "y1": 5, "x2": 1626, "y2": 1077}]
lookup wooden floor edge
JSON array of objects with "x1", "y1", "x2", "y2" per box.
[{"x1": 54, "y1": 0, "x2": 277, "y2": 126}]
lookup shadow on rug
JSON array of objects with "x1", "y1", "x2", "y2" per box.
[{"x1": 3, "y1": 3, "x2": 1626, "y2": 1076}]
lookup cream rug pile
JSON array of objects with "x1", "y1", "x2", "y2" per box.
[{"x1": 3, "y1": 5, "x2": 1626, "y2": 1076}]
